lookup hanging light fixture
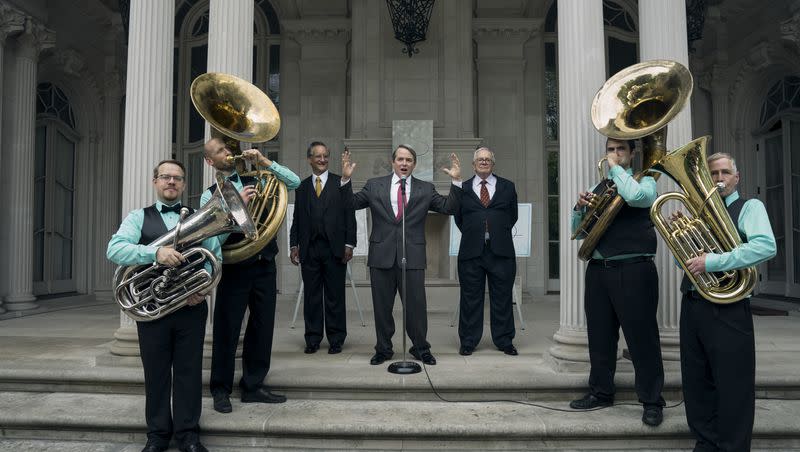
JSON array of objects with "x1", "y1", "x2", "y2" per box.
[{"x1": 385, "y1": 0, "x2": 436, "y2": 58}]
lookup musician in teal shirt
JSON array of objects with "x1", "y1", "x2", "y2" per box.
[
  {"x1": 202, "y1": 139, "x2": 300, "y2": 414},
  {"x1": 679, "y1": 152, "x2": 776, "y2": 452},
  {"x1": 569, "y1": 138, "x2": 665, "y2": 428},
  {"x1": 106, "y1": 159, "x2": 219, "y2": 452}
]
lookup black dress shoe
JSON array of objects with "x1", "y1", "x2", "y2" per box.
[
  {"x1": 642, "y1": 405, "x2": 663, "y2": 426},
  {"x1": 409, "y1": 347, "x2": 437, "y2": 365},
  {"x1": 179, "y1": 442, "x2": 209, "y2": 452},
  {"x1": 328, "y1": 344, "x2": 342, "y2": 354},
  {"x1": 569, "y1": 393, "x2": 613, "y2": 410},
  {"x1": 213, "y1": 392, "x2": 232, "y2": 413},
  {"x1": 500, "y1": 344, "x2": 518, "y2": 356},
  {"x1": 141, "y1": 444, "x2": 167, "y2": 452},
  {"x1": 459, "y1": 345, "x2": 474, "y2": 356},
  {"x1": 241, "y1": 387, "x2": 287, "y2": 404},
  {"x1": 304, "y1": 343, "x2": 320, "y2": 354},
  {"x1": 370, "y1": 352, "x2": 392, "y2": 365}
]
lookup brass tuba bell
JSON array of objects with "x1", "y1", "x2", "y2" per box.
[
  {"x1": 190, "y1": 72, "x2": 288, "y2": 264},
  {"x1": 573, "y1": 60, "x2": 693, "y2": 261}
]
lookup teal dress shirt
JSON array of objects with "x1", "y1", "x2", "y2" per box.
[
  {"x1": 704, "y1": 191, "x2": 777, "y2": 272},
  {"x1": 571, "y1": 166, "x2": 658, "y2": 260},
  {"x1": 106, "y1": 200, "x2": 222, "y2": 267}
]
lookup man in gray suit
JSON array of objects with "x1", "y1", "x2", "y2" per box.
[{"x1": 341, "y1": 145, "x2": 462, "y2": 366}]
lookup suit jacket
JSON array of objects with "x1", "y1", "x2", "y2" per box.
[
  {"x1": 290, "y1": 173, "x2": 356, "y2": 262},
  {"x1": 455, "y1": 175, "x2": 518, "y2": 260},
  {"x1": 351, "y1": 174, "x2": 461, "y2": 270}
]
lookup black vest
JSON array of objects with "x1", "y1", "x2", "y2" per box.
[
  {"x1": 680, "y1": 196, "x2": 747, "y2": 293},
  {"x1": 206, "y1": 176, "x2": 278, "y2": 264},
  {"x1": 309, "y1": 181, "x2": 328, "y2": 241},
  {"x1": 594, "y1": 202, "x2": 657, "y2": 257},
  {"x1": 138, "y1": 204, "x2": 195, "y2": 245}
]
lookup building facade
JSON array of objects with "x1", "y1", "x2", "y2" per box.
[{"x1": 0, "y1": 0, "x2": 797, "y2": 361}]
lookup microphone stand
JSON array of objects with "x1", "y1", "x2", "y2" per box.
[{"x1": 388, "y1": 176, "x2": 421, "y2": 375}]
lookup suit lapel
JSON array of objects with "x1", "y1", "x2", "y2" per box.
[
  {"x1": 487, "y1": 176, "x2": 501, "y2": 207},
  {"x1": 407, "y1": 176, "x2": 423, "y2": 213},
  {"x1": 380, "y1": 175, "x2": 394, "y2": 219}
]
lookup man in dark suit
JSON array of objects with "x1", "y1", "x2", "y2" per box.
[
  {"x1": 455, "y1": 146, "x2": 518, "y2": 356},
  {"x1": 290, "y1": 141, "x2": 356, "y2": 355},
  {"x1": 341, "y1": 145, "x2": 462, "y2": 366}
]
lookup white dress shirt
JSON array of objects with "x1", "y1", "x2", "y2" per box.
[{"x1": 472, "y1": 173, "x2": 497, "y2": 200}]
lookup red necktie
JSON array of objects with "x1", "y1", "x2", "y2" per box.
[
  {"x1": 395, "y1": 180, "x2": 407, "y2": 221},
  {"x1": 480, "y1": 180, "x2": 490, "y2": 207}
]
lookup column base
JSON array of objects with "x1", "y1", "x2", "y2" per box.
[
  {"x1": 546, "y1": 328, "x2": 591, "y2": 373},
  {"x1": 110, "y1": 324, "x2": 140, "y2": 356},
  {"x1": 659, "y1": 328, "x2": 681, "y2": 361},
  {"x1": 4, "y1": 293, "x2": 39, "y2": 311}
]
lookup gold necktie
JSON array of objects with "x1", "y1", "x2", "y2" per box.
[{"x1": 315, "y1": 177, "x2": 322, "y2": 197}]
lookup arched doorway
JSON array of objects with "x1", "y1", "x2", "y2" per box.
[{"x1": 754, "y1": 76, "x2": 800, "y2": 297}]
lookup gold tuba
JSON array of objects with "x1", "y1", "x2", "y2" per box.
[
  {"x1": 574, "y1": 60, "x2": 693, "y2": 261},
  {"x1": 190, "y1": 72, "x2": 288, "y2": 263},
  {"x1": 649, "y1": 136, "x2": 757, "y2": 304},
  {"x1": 114, "y1": 176, "x2": 257, "y2": 321}
]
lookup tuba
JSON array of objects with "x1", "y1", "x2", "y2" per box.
[
  {"x1": 190, "y1": 72, "x2": 288, "y2": 263},
  {"x1": 573, "y1": 60, "x2": 693, "y2": 261},
  {"x1": 114, "y1": 176, "x2": 257, "y2": 321},
  {"x1": 649, "y1": 136, "x2": 757, "y2": 304}
]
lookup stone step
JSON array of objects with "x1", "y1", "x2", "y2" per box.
[
  {"x1": 2, "y1": 351, "x2": 800, "y2": 403},
  {"x1": 2, "y1": 390, "x2": 800, "y2": 451}
]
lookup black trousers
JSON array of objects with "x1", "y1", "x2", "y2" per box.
[
  {"x1": 369, "y1": 266, "x2": 430, "y2": 355},
  {"x1": 210, "y1": 259, "x2": 276, "y2": 395},
  {"x1": 585, "y1": 258, "x2": 665, "y2": 406},
  {"x1": 457, "y1": 243, "x2": 516, "y2": 349},
  {"x1": 137, "y1": 301, "x2": 207, "y2": 449},
  {"x1": 301, "y1": 238, "x2": 347, "y2": 347},
  {"x1": 680, "y1": 293, "x2": 755, "y2": 452}
]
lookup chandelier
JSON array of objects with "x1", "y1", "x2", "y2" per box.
[{"x1": 385, "y1": 0, "x2": 436, "y2": 58}]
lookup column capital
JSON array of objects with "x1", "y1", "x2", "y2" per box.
[
  {"x1": 781, "y1": 12, "x2": 800, "y2": 47},
  {"x1": 472, "y1": 18, "x2": 541, "y2": 44},
  {"x1": 15, "y1": 17, "x2": 55, "y2": 60},
  {"x1": 0, "y1": 1, "x2": 25, "y2": 44},
  {"x1": 282, "y1": 18, "x2": 351, "y2": 45}
]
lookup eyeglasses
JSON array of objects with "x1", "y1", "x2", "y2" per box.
[
  {"x1": 156, "y1": 174, "x2": 185, "y2": 183},
  {"x1": 475, "y1": 158, "x2": 494, "y2": 164}
]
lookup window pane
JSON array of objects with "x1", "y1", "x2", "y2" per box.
[
  {"x1": 187, "y1": 151, "x2": 205, "y2": 209},
  {"x1": 188, "y1": 44, "x2": 208, "y2": 142},
  {"x1": 769, "y1": 237, "x2": 786, "y2": 281},
  {"x1": 544, "y1": 42, "x2": 558, "y2": 142},
  {"x1": 33, "y1": 232, "x2": 44, "y2": 282},
  {"x1": 607, "y1": 37, "x2": 637, "y2": 78},
  {"x1": 765, "y1": 135, "x2": 783, "y2": 188},
  {"x1": 268, "y1": 44, "x2": 281, "y2": 109},
  {"x1": 549, "y1": 242, "x2": 560, "y2": 279},
  {"x1": 547, "y1": 151, "x2": 559, "y2": 195},
  {"x1": 548, "y1": 196, "x2": 559, "y2": 241},
  {"x1": 766, "y1": 187, "x2": 785, "y2": 238}
]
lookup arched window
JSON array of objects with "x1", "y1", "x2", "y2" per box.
[
  {"x1": 756, "y1": 76, "x2": 800, "y2": 297},
  {"x1": 34, "y1": 82, "x2": 79, "y2": 295},
  {"x1": 542, "y1": 0, "x2": 639, "y2": 288},
  {"x1": 173, "y1": 0, "x2": 281, "y2": 207}
]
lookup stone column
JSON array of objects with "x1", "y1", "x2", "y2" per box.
[
  {"x1": 639, "y1": 0, "x2": 693, "y2": 360},
  {"x1": 546, "y1": 0, "x2": 606, "y2": 371},
  {"x1": 2, "y1": 18, "x2": 54, "y2": 312},
  {"x1": 0, "y1": 1, "x2": 25, "y2": 314},
  {"x1": 203, "y1": 0, "x2": 254, "y2": 185},
  {"x1": 111, "y1": 0, "x2": 174, "y2": 356}
]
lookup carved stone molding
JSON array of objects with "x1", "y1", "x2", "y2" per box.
[
  {"x1": 49, "y1": 48, "x2": 87, "y2": 77},
  {"x1": 0, "y1": 0, "x2": 25, "y2": 44},
  {"x1": 728, "y1": 41, "x2": 775, "y2": 103},
  {"x1": 781, "y1": 13, "x2": 800, "y2": 47},
  {"x1": 472, "y1": 18, "x2": 541, "y2": 44},
  {"x1": 15, "y1": 17, "x2": 55, "y2": 59},
  {"x1": 282, "y1": 19, "x2": 351, "y2": 44}
]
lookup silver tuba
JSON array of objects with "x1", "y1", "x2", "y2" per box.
[{"x1": 113, "y1": 175, "x2": 256, "y2": 322}]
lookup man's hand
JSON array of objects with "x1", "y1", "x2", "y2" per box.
[
  {"x1": 441, "y1": 153, "x2": 461, "y2": 180},
  {"x1": 156, "y1": 247, "x2": 185, "y2": 267},
  {"x1": 606, "y1": 151, "x2": 620, "y2": 168},
  {"x1": 686, "y1": 253, "x2": 707, "y2": 276},
  {"x1": 242, "y1": 148, "x2": 272, "y2": 167},
  {"x1": 342, "y1": 246, "x2": 353, "y2": 264},
  {"x1": 290, "y1": 247, "x2": 300, "y2": 266},
  {"x1": 185, "y1": 292, "x2": 206, "y2": 306},
  {"x1": 240, "y1": 185, "x2": 257, "y2": 206},
  {"x1": 342, "y1": 148, "x2": 356, "y2": 180},
  {"x1": 575, "y1": 191, "x2": 593, "y2": 209}
]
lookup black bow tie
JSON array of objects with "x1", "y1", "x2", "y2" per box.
[
  {"x1": 160, "y1": 203, "x2": 183, "y2": 214},
  {"x1": 227, "y1": 173, "x2": 240, "y2": 183}
]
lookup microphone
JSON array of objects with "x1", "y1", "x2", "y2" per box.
[{"x1": 400, "y1": 175, "x2": 407, "y2": 194}]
